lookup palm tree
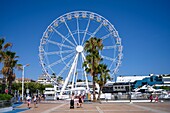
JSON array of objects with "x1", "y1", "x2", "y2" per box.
[
  {"x1": 0, "y1": 38, "x2": 12, "y2": 51},
  {"x1": 1, "y1": 51, "x2": 20, "y2": 94},
  {"x1": 83, "y1": 37, "x2": 103, "y2": 101},
  {"x1": 0, "y1": 38, "x2": 12, "y2": 64},
  {"x1": 97, "y1": 64, "x2": 111, "y2": 101},
  {"x1": 0, "y1": 38, "x2": 12, "y2": 93}
]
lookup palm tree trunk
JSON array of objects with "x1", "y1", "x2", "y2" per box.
[
  {"x1": 92, "y1": 41, "x2": 96, "y2": 101},
  {"x1": 2, "y1": 77, "x2": 6, "y2": 93},
  {"x1": 93, "y1": 75, "x2": 96, "y2": 101},
  {"x1": 8, "y1": 79, "x2": 12, "y2": 94},
  {"x1": 97, "y1": 88, "x2": 101, "y2": 101},
  {"x1": 98, "y1": 86, "x2": 103, "y2": 101}
]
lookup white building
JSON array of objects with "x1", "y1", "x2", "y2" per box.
[
  {"x1": 37, "y1": 74, "x2": 53, "y2": 85},
  {"x1": 116, "y1": 75, "x2": 149, "y2": 83},
  {"x1": 162, "y1": 74, "x2": 170, "y2": 86}
]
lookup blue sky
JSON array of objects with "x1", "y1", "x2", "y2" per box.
[{"x1": 0, "y1": 0, "x2": 170, "y2": 80}]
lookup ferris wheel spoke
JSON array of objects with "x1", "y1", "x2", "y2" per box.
[
  {"x1": 81, "y1": 18, "x2": 91, "y2": 45},
  {"x1": 49, "y1": 67, "x2": 55, "y2": 74},
  {"x1": 90, "y1": 23, "x2": 103, "y2": 37},
  {"x1": 81, "y1": 52, "x2": 89, "y2": 89},
  {"x1": 58, "y1": 54, "x2": 76, "y2": 77},
  {"x1": 44, "y1": 53, "x2": 51, "y2": 70},
  {"x1": 101, "y1": 55, "x2": 115, "y2": 62},
  {"x1": 101, "y1": 32, "x2": 112, "y2": 40},
  {"x1": 109, "y1": 60, "x2": 114, "y2": 70},
  {"x1": 47, "y1": 39, "x2": 74, "y2": 49},
  {"x1": 71, "y1": 53, "x2": 79, "y2": 89},
  {"x1": 103, "y1": 45, "x2": 116, "y2": 50},
  {"x1": 48, "y1": 52, "x2": 75, "y2": 68},
  {"x1": 81, "y1": 52, "x2": 86, "y2": 62},
  {"x1": 44, "y1": 66, "x2": 54, "y2": 75},
  {"x1": 52, "y1": 27, "x2": 76, "y2": 47},
  {"x1": 45, "y1": 50, "x2": 75, "y2": 55},
  {"x1": 77, "y1": 18, "x2": 80, "y2": 45},
  {"x1": 64, "y1": 21, "x2": 78, "y2": 45}
]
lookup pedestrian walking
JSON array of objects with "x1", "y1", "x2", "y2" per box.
[
  {"x1": 77, "y1": 94, "x2": 83, "y2": 108},
  {"x1": 149, "y1": 94, "x2": 153, "y2": 102},
  {"x1": 70, "y1": 93, "x2": 75, "y2": 109},
  {"x1": 33, "y1": 95, "x2": 37, "y2": 108},
  {"x1": 26, "y1": 95, "x2": 31, "y2": 108},
  {"x1": 155, "y1": 95, "x2": 159, "y2": 103}
]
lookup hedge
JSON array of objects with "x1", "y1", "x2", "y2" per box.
[{"x1": 0, "y1": 94, "x2": 12, "y2": 100}]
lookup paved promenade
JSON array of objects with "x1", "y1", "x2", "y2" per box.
[{"x1": 17, "y1": 101, "x2": 170, "y2": 113}]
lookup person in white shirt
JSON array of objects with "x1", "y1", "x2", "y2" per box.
[
  {"x1": 33, "y1": 95, "x2": 37, "y2": 108},
  {"x1": 26, "y1": 95, "x2": 31, "y2": 108}
]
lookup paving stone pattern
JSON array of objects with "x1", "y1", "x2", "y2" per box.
[{"x1": 18, "y1": 101, "x2": 170, "y2": 113}]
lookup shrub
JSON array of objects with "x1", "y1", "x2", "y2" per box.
[{"x1": 0, "y1": 94, "x2": 12, "y2": 100}]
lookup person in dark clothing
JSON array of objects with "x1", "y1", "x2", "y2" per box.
[
  {"x1": 77, "y1": 94, "x2": 83, "y2": 108},
  {"x1": 149, "y1": 94, "x2": 153, "y2": 102},
  {"x1": 70, "y1": 93, "x2": 75, "y2": 109}
]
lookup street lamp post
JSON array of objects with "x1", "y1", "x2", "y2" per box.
[
  {"x1": 128, "y1": 80, "x2": 132, "y2": 103},
  {"x1": 21, "y1": 64, "x2": 29, "y2": 101}
]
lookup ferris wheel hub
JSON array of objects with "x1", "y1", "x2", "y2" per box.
[{"x1": 76, "y1": 45, "x2": 83, "y2": 53}]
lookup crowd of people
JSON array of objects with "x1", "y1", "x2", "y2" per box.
[
  {"x1": 149, "y1": 94, "x2": 159, "y2": 103},
  {"x1": 26, "y1": 94, "x2": 42, "y2": 108},
  {"x1": 25, "y1": 93, "x2": 160, "y2": 109},
  {"x1": 70, "y1": 93, "x2": 85, "y2": 109},
  {"x1": 25, "y1": 93, "x2": 85, "y2": 109}
]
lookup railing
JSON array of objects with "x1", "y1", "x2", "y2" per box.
[
  {"x1": 99, "y1": 92, "x2": 170, "y2": 102},
  {"x1": 0, "y1": 100, "x2": 12, "y2": 108}
]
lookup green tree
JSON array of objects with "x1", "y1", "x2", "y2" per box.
[
  {"x1": 26, "y1": 82, "x2": 49, "y2": 95},
  {"x1": 83, "y1": 37, "x2": 103, "y2": 101},
  {"x1": 0, "y1": 84, "x2": 2, "y2": 91},
  {"x1": 97, "y1": 64, "x2": 111, "y2": 100},
  {"x1": 39, "y1": 83, "x2": 45, "y2": 94},
  {"x1": 11, "y1": 82, "x2": 21, "y2": 94},
  {"x1": 57, "y1": 76, "x2": 63, "y2": 84}
]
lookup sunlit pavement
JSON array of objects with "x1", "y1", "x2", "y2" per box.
[{"x1": 18, "y1": 101, "x2": 170, "y2": 113}]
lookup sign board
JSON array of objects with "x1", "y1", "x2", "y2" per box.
[
  {"x1": 26, "y1": 89, "x2": 29, "y2": 93},
  {"x1": 5, "y1": 89, "x2": 8, "y2": 94}
]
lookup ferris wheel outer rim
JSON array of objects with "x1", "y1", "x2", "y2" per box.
[{"x1": 39, "y1": 10, "x2": 123, "y2": 78}]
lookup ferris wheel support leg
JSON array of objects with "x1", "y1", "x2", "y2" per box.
[
  {"x1": 54, "y1": 85, "x2": 57, "y2": 100},
  {"x1": 60, "y1": 53, "x2": 79, "y2": 95},
  {"x1": 81, "y1": 53, "x2": 89, "y2": 91},
  {"x1": 71, "y1": 54, "x2": 79, "y2": 92},
  {"x1": 75, "y1": 73, "x2": 78, "y2": 88}
]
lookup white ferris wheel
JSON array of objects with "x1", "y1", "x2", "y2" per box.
[{"x1": 39, "y1": 11, "x2": 123, "y2": 93}]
